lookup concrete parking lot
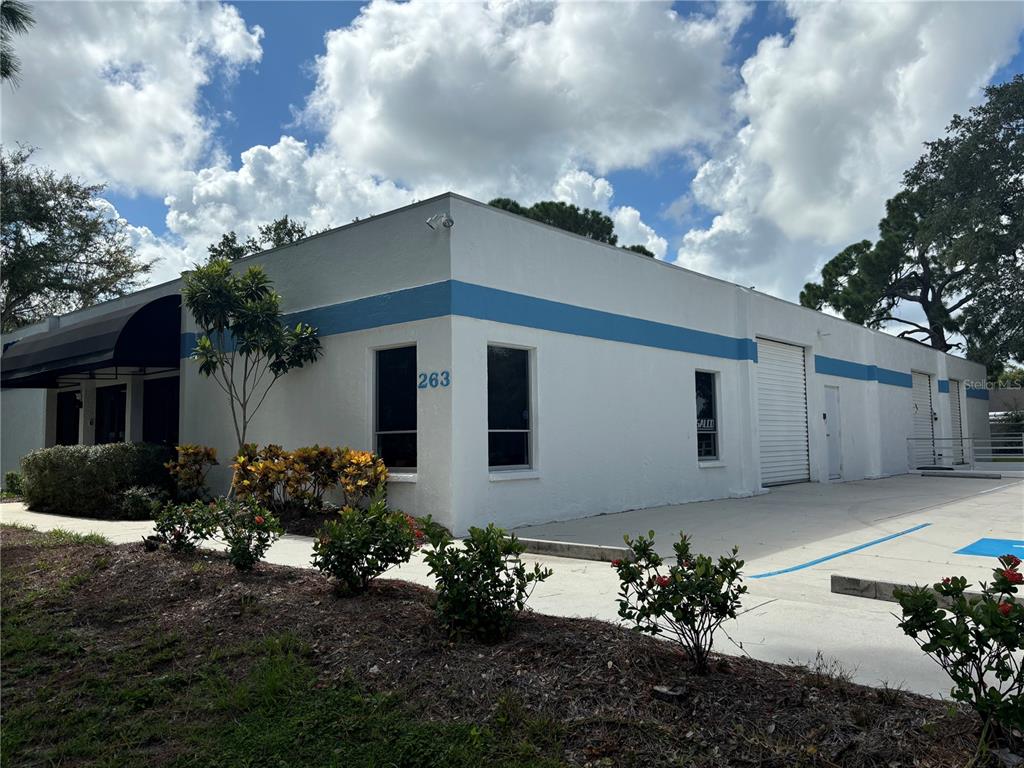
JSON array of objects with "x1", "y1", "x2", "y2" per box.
[{"x1": 3, "y1": 474, "x2": 1021, "y2": 698}]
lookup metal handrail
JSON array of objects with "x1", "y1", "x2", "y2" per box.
[{"x1": 906, "y1": 434, "x2": 1024, "y2": 470}]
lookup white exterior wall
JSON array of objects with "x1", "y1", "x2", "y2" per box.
[{"x1": 1, "y1": 388, "x2": 46, "y2": 478}]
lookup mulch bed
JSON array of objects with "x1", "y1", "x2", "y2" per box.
[{"x1": 1, "y1": 526, "x2": 989, "y2": 767}]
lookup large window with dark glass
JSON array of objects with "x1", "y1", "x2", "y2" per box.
[
  {"x1": 55, "y1": 390, "x2": 80, "y2": 445},
  {"x1": 94, "y1": 384, "x2": 127, "y2": 444},
  {"x1": 143, "y1": 376, "x2": 180, "y2": 446},
  {"x1": 488, "y1": 346, "x2": 531, "y2": 468},
  {"x1": 376, "y1": 346, "x2": 417, "y2": 469},
  {"x1": 695, "y1": 371, "x2": 718, "y2": 460}
]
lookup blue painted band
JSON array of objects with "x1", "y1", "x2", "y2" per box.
[
  {"x1": 937, "y1": 379, "x2": 950, "y2": 393},
  {"x1": 748, "y1": 522, "x2": 932, "y2": 579},
  {"x1": 966, "y1": 387, "x2": 989, "y2": 400},
  {"x1": 814, "y1": 355, "x2": 912, "y2": 388}
]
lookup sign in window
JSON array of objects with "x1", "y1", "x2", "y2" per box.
[
  {"x1": 488, "y1": 346, "x2": 531, "y2": 468},
  {"x1": 695, "y1": 371, "x2": 718, "y2": 460},
  {"x1": 376, "y1": 346, "x2": 417, "y2": 469}
]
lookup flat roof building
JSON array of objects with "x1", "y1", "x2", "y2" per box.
[{"x1": 1, "y1": 193, "x2": 991, "y2": 532}]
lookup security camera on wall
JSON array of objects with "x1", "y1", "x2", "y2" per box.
[{"x1": 425, "y1": 213, "x2": 454, "y2": 230}]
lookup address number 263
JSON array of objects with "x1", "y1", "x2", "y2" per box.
[{"x1": 418, "y1": 370, "x2": 451, "y2": 389}]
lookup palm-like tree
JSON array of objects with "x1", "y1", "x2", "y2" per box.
[{"x1": 1, "y1": 0, "x2": 34, "y2": 85}]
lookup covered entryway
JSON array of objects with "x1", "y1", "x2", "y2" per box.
[
  {"x1": 911, "y1": 372, "x2": 935, "y2": 468},
  {"x1": 756, "y1": 338, "x2": 810, "y2": 486},
  {"x1": 1, "y1": 294, "x2": 182, "y2": 448}
]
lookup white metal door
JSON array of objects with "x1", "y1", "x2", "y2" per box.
[
  {"x1": 911, "y1": 372, "x2": 935, "y2": 467},
  {"x1": 949, "y1": 379, "x2": 964, "y2": 464},
  {"x1": 824, "y1": 385, "x2": 842, "y2": 480},
  {"x1": 757, "y1": 339, "x2": 810, "y2": 485}
]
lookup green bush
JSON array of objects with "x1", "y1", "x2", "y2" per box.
[
  {"x1": 20, "y1": 443, "x2": 175, "y2": 518},
  {"x1": 311, "y1": 489, "x2": 423, "y2": 595},
  {"x1": 117, "y1": 486, "x2": 168, "y2": 520},
  {"x1": 424, "y1": 524, "x2": 552, "y2": 643},
  {"x1": 3, "y1": 471, "x2": 23, "y2": 496},
  {"x1": 613, "y1": 531, "x2": 746, "y2": 675},
  {"x1": 154, "y1": 500, "x2": 220, "y2": 552},
  {"x1": 894, "y1": 554, "x2": 1022, "y2": 747},
  {"x1": 215, "y1": 498, "x2": 282, "y2": 571}
]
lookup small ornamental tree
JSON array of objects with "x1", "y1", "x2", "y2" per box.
[
  {"x1": 182, "y1": 260, "x2": 323, "y2": 455},
  {"x1": 613, "y1": 531, "x2": 746, "y2": 675},
  {"x1": 894, "y1": 554, "x2": 1022, "y2": 747}
]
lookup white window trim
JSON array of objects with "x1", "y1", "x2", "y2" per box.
[
  {"x1": 372, "y1": 343, "x2": 418, "y2": 472},
  {"x1": 695, "y1": 368, "x2": 721, "y2": 464},
  {"x1": 486, "y1": 342, "x2": 537, "y2": 472}
]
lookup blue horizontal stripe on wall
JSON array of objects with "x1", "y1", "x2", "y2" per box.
[
  {"x1": 449, "y1": 280, "x2": 758, "y2": 361},
  {"x1": 937, "y1": 379, "x2": 950, "y2": 393},
  {"x1": 814, "y1": 355, "x2": 912, "y2": 388},
  {"x1": 966, "y1": 387, "x2": 990, "y2": 400}
]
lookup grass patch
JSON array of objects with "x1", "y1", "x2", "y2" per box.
[{"x1": 38, "y1": 527, "x2": 113, "y2": 547}]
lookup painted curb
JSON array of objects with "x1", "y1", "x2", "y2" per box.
[
  {"x1": 518, "y1": 537, "x2": 633, "y2": 563},
  {"x1": 831, "y1": 575, "x2": 982, "y2": 606}
]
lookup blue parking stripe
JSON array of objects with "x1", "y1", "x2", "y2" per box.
[{"x1": 748, "y1": 523, "x2": 932, "y2": 579}]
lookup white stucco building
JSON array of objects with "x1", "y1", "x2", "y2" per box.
[{"x1": 1, "y1": 193, "x2": 991, "y2": 532}]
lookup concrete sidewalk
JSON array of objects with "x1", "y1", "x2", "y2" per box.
[{"x1": 4, "y1": 477, "x2": 1021, "y2": 699}]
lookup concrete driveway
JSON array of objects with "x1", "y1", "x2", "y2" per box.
[{"x1": 3, "y1": 474, "x2": 1022, "y2": 698}]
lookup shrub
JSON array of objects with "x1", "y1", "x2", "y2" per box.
[
  {"x1": 20, "y1": 443, "x2": 175, "y2": 518},
  {"x1": 424, "y1": 524, "x2": 552, "y2": 643},
  {"x1": 287, "y1": 445, "x2": 343, "y2": 513},
  {"x1": 165, "y1": 445, "x2": 218, "y2": 501},
  {"x1": 894, "y1": 554, "x2": 1022, "y2": 746},
  {"x1": 613, "y1": 531, "x2": 746, "y2": 675},
  {"x1": 3, "y1": 471, "x2": 23, "y2": 496},
  {"x1": 334, "y1": 449, "x2": 389, "y2": 507},
  {"x1": 118, "y1": 486, "x2": 167, "y2": 520},
  {"x1": 154, "y1": 500, "x2": 220, "y2": 552},
  {"x1": 311, "y1": 489, "x2": 423, "y2": 595},
  {"x1": 215, "y1": 498, "x2": 282, "y2": 570},
  {"x1": 232, "y1": 444, "x2": 292, "y2": 511}
]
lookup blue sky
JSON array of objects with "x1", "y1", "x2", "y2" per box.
[{"x1": 6, "y1": 1, "x2": 1022, "y2": 296}]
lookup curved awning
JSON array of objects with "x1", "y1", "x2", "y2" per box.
[{"x1": 1, "y1": 295, "x2": 181, "y2": 389}]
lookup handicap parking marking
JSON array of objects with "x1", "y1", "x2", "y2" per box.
[{"x1": 954, "y1": 538, "x2": 1024, "y2": 558}]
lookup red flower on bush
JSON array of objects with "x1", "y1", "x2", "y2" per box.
[
  {"x1": 1005, "y1": 554, "x2": 1022, "y2": 569},
  {"x1": 1003, "y1": 568, "x2": 1023, "y2": 584},
  {"x1": 254, "y1": 515, "x2": 265, "y2": 525},
  {"x1": 656, "y1": 575, "x2": 671, "y2": 588},
  {"x1": 610, "y1": 559, "x2": 622, "y2": 568},
  {"x1": 998, "y1": 602, "x2": 1013, "y2": 617}
]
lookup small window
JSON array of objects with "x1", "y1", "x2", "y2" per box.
[
  {"x1": 376, "y1": 346, "x2": 417, "y2": 469},
  {"x1": 695, "y1": 371, "x2": 718, "y2": 461},
  {"x1": 488, "y1": 346, "x2": 531, "y2": 468}
]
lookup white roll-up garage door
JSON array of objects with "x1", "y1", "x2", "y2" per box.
[
  {"x1": 949, "y1": 379, "x2": 964, "y2": 464},
  {"x1": 911, "y1": 372, "x2": 935, "y2": 467},
  {"x1": 757, "y1": 338, "x2": 810, "y2": 485}
]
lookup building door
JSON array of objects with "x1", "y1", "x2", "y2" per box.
[
  {"x1": 949, "y1": 379, "x2": 964, "y2": 464},
  {"x1": 94, "y1": 384, "x2": 127, "y2": 444},
  {"x1": 824, "y1": 385, "x2": 842, "y2": 480},
  {"x1": 55, "y1": 390, "x2": 80, "y2": 445},
  {"x1": 756, "y1": 338, "x2": 810, "y2": 485},
  {"x1": 911, "y1": 372, "x2": 935, "y2": 467},
  {"x1": 143, "y1": 376, "x2": 180, "y2": 446}
]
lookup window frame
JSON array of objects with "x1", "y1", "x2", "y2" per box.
[
  {"x1": 694, "y1": 369, "x2": 720, "y2": 462},
  {"x1": 486, "y1": 343, "x2": 535, "y2": 471},
  {"x1": 373, "y1": 343, "x2": 418, "y2": 472}
]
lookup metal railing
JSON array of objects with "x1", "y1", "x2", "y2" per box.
[{"x1": 906, "y1": 434, "x2": 1024, "y2": 470}]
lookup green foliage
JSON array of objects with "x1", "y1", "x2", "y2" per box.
[
  {"x1": 183, "y1": 260, "x2": 323, "y2": 451},
  {"x1": 154, "y1": 500, "x2": 220, "y2": 552},
  {"x1": 165, "y1": 444, "x2": 218, "y2": 501},
  {"x1": 20, "y1": 443, "x2": 174, "y2": 518},
  {"x1": 310, "y1": 489, "x2": 423, "y2": 595},
  {"x1": 39, "y1": 528, "x2": 112, "y2": 547},
  {"x1": 1, "y1": 0, "x2": 34, "y2": 84},
  {"x1": 489, "y1": 197, "x2": 618, "y2": 245},
  {"x1": 117, "y1": 485, "x2": 167, "y2": 520},
  {"x1": 206, "y1": 215, "x2": 311, "y2": 263},
  {"x1": 1, "y1": 147, "x2": 150, "y2": 332},
  {"x1": 214, "y1": 498, "x2": 282, "y2": 570},
  {"x1": 3, "y1": 470, "x2": 23, "y2": 495},
  {"x1": 801, "y1": 75, "x2": 1024, "y2": 365},
  {"x1": 424, "y1": 524, "x2": 552, "y2": 643},
  {"x1": 894, "y1": 554, "x2": 1022, "y2": 746},
  {"x1": 622, "y1": 244, "x2": 655, "y2": 257},
  {"x1": 613, "y1": 531, "x2": 746, "y2": 675}
]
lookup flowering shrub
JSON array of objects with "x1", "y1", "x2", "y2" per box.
[
  {"x1": 214, "y1": 497, "x2": 282, "y2": 570},
  {"x1": 894, "y1": 554, "x2": 1022, "y2": 745},
  {"x1": 424, "y1": 524, "x2": 552, "y2": 643},
  {"x1": 334, "y1": 449, "x2": 388, "y2": 507},
  {"x1": 613, "y1": 531, "x2": 746, "y2": 675},
  {"x1": 165, "y1": 444, "x2": 218, "y2": 501},
  {"x1": 310, "y1": 488, "x2": 423, "y2": 595},
  {"x1": 154, "y1": 500, "x2": 220, "y2": 552}
]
